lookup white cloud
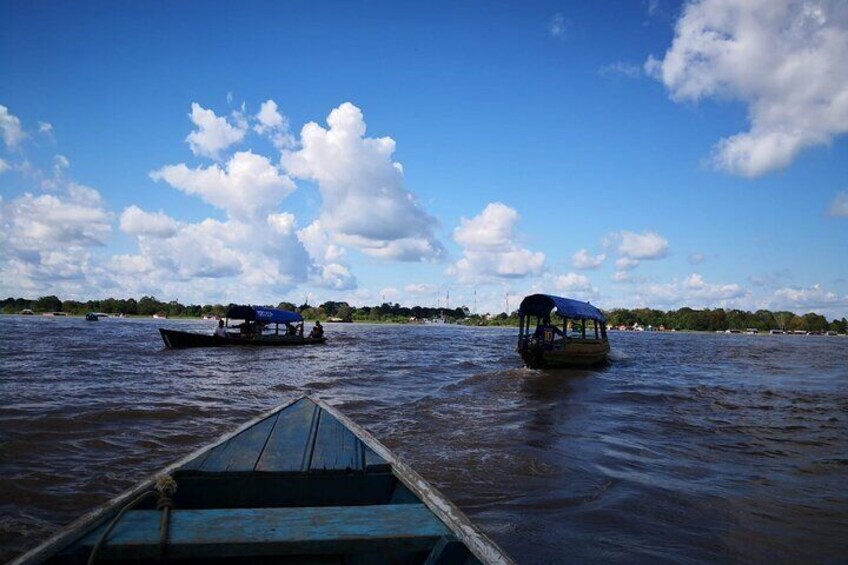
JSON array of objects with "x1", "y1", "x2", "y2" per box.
[
  {"x1": 185, "y1": 102, "x2": 247, "y2": 160},
  {"x1": 767, "y1": 284, "x2": 848, "y2": 314},
  {"x1": 827, "y1": 191, "x2": 848, "y2": 217},
  {"x1": 687, "y1": 253, "x2": 706, "y2": 264},
  {"x1": 282, "y1": 102, "x2": 444, "y2": 262},
  {"x1": 550, "y1": 13, "x2": 567, "y2": 37},
  {"x1": 405, "y1": 283, "x2": 438, "y2": 294},
  {"x1": 630, "y1": 273, "x2": 747, "y2": 309},
  {"x1": 1, "y1": 191, "x2": 111, "y2": 251},
  {"x1": 607, "y1": 230, "x2": 669, "y2": 260},
  {"x1": 254, "y1": 99, "x2": 295, "y2": 149},
  {"x1": 151, "y1": 150, "x2": 296, "y2": 222},
  {"x1": 120, "y1": 206, "x2": 180, "y2": 237},
  {"x1": 572, "y1": 248, "x2": 606, "y2": 269},
  {"x1": 0, "y1": 158, "x2": 8, "y2": 173},
  {"x1": 551, "y1": 272, "x2": 599, "y2": 299},
  {"x1": 450, "y1": 202, "x2": 545, "y2": 283},
  {"x1": 599, "y1": 62, "x2": 642, "y2": 79},
  {"x1": 38, "y1": 122, "x2": 53, "y2": 135},
  {"x1": 615, "y1": 257, "x2": 640, "y2": 271},
  {"x1": 267, "y1": 212, "x2": 296, "y2": 235},
  {"x1": 646, "y1": 0, "x2": 848, "y2": 177},
  {"x1": 0, "y1": 105, "x2": 25, "y2": 148},
  {"x1": 612, "y1": 271, "x2": 632, "y2": 282}
]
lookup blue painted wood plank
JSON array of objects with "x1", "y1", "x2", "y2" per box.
[
  {"x1": 364, "y1": 446, "x2": 390, "y2": 473},
  {"x1": 310, "y1": 409, "x2": 362, "y2": 472},
  {"x1": 255, "y1": 397, "x2": 319, "y2": 472},
  {"x1": 199, "y1": 413, "x2": 279, "y2": 472},
  {"x1": 78, "y1": 504, "x2": 449, "y2": 559}
]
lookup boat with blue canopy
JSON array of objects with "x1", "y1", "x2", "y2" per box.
[
  {"x1": 517, "y1": 294, "x2": 609, "y2": 368},
  {"x1": 159, "y1": 305, "x2": 326, "y2": 349}
]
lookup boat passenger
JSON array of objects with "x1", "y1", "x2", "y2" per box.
[
  {"x1": 214, "y1": 320, "x2": 227, "y2": 338},
  {"x1": 534, "y1": 317, "x2": 562, "y2": 349},
  {"x1": 286, "y1": 323, "x2": 297, "y2": 336},
  {"x1": 297, "y1": 322, "x2": 304, "y2": 336},
  {"x1": 309, "y1": 320, "x2": 324, "y2": 339}
]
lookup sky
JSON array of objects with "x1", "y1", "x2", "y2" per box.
[{"x1": 1, "y1": 0, "x2": 847, "y2": 318}]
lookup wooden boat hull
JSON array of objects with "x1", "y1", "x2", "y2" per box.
[
  {"x1": 12, "y1": 396, "x2": 512, "y2": 564},
  {"x1": 159, "y1": 328, "x2": 326, "y2": 349},
  {"x1": 520, "y1": 338, "x2": 610, "y2": 369}
]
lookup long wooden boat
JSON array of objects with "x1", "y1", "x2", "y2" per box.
[
  {"x1": 159, "y1": 305, "x2": 327, "y2": 349},
  {"x1": 159, "y1": 328, "x2": 326, "y2": 349},
  {"x1": 12, "y1": 396, "x2": 512, "y2": 564},
  {"x1": 517, "y1": 293, "x2": 610, "y2": 369}
]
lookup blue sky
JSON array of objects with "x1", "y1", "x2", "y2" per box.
[{"x1": 1, "y1": 0, "x2": 847, "y2": 318}]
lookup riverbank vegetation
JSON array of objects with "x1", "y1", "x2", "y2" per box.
[{"x1": 1, "y1": 296, "x2": 846, "y2": 334}]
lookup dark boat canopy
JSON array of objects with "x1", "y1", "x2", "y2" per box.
[
  {"x1": 226, "y1": 305, "x2": 303, "y2": 324},
  {"x1": 519, "y1": 294, "x2": 606, "y2": 323}
]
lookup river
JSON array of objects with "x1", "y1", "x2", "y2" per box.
[{"x1": 1, "y1": 316, "x2": 846, "y2": 563}]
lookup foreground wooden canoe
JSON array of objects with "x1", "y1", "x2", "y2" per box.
[
  {"x1": 12, "y1": 396, "x2": 512, "y2": 564},
  {"x1": 159, "y1": 328, "x2": 327, "y2": 349}
]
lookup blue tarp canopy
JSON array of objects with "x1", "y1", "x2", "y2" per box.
[
  {"x1": 226, "y1": 305, "x2": 303, "y2": 324},
  {"x1": 519, "y1": 294, "x2": 606, "y2": 323}
]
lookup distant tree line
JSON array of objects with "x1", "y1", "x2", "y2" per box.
[
  {"x1": 603, "y1": 307, "x2": 846, "y2": 334},
  {"x1": 2, "y1": 296, "x2": 846, "y2": 333}
]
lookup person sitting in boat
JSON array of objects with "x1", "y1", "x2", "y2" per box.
[
  {"x1": 286, "y1": 323, "x2": 297, "y2": 336},
  {"x1": 237, "y1": 321, "x2": 255, "y2": 338},
  {"x1": 533, "y1": 317, "x2": 562, "y2": 349},
  {"x1": 309, "y1": 320, "x2": 324, "y2": 339},
  {"x1": 297, "y1": 322, "x2": 304, "y2": 336},
  {"x1": 214, "y1": 320, "x2": 227, "y2": 338}
]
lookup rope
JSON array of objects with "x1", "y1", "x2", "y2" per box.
[
  {"x1": 87, "y1": 474, "x2": 177, "y2": 565},
  {"x1": 154, "y1": 474, "x2": 178, "y2": 562},
  {"x1": 87, "y1": 491, "x2": 153, "y2": 565}
]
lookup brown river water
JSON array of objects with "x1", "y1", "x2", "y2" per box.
[{"x1": 1, "y1": 316, "x2": 847, "y2": 563}]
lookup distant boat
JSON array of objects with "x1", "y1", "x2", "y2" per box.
[
  {"x1": 42, "y1": 312, "x2": 67, "y2": 317},
  {"x1": 85, "y1": 313, "x2": 99, "y2": 321},
  {"x1": 160, "y1": 305, "x2": 326, "y2": 349},
  {"x1": 11, "y1": 396, "x2": 512, "y2": 564},
  {"x1": 516, "y1": 294, "x2": 610, "y2": 368},
  {"x1": 19, "y1": 309, "x2": 33, "y2": 315},
  {"x1": 152, "y1": 312, "x2": 168, "y2": 319}
]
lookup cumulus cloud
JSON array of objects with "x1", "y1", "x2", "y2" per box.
[
  {"x1": 765, "y1": 284, "x2": 848, "y2": 316},
  {"x1": 449, "y1": 202, "x2": 545, "y2": 283},
  {"x1": 120, "y1": 206, "x2": 180, "y2": 237},
  {"x1": 646, "y1": 0, "x2": 848, "y2": 177},
  {"x1": 630, "y1": 273, "x2": 747, "y2": 309},
  {"x1": 607, "y1": 230, "x2": 669, "y2": 261},
  {"x1": 254, "y1": 99, "x2": 294, "y2": 149},
  {"x1": 151, "y1": 151, "x2": 296, "y2": 222},
  {"x1": 282, "y1": 102, "x2": 444, "y2": 262},
  {"x1": 185, "y1": 102, "x2": 247, "y2": 160},
  {"x1": 827, "y1": 191, "x2": 848, "y2": 217},
  {"x1": 0, "y1": 105, "x2": 25, "y2": 148},
  {"x1": 551, "y1": 272, "x2": 599, "y2": 299},
  {"x1": 405, "y1": 283, "x2": 438, "y2": 294},
  {"x1": 572, "y1": 249, "x2": 606, "y2": 269},
  {"x1": 0, "y1": 183, "x2": 113, "y2": 296},
  {"x1": 1, "y1": 191, "x2": 111, "y2": 252},
  {"x1": 615, "y1": 257, "x2": 641, "y2": 270}
]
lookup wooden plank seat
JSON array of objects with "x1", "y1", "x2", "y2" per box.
[
  {"x1": 73, "y1": 504, "x2": 451, "y2": 559},
  {"x1": 182, "y1": 398, "x2": 391, "y2": 475}
]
